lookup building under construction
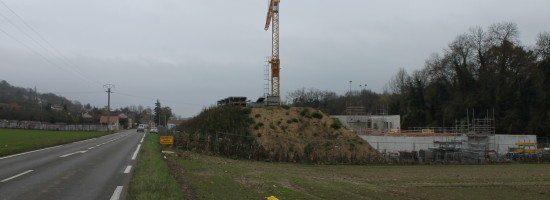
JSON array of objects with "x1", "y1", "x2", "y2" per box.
[{"x1": 342, "y1": 111, "x2": 543, "y2": 163}]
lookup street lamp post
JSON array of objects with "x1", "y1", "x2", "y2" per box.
[{"x1": 348, "y1": 80, "x2": 352, "y2": 115}]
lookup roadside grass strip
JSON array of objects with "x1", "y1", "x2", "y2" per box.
[
  {"x1": 0, "y1": 128, "x2": 113, "y2": 157},
  {"x1": 127, "y1": 134, "x2": 184, "y2": 200}
]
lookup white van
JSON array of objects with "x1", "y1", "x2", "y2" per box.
[{"x1": 137, "y1": 124, "x2": 147, "y2": 132}]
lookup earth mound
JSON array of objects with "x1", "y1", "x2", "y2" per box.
[{"x1": 176, "y1": 106, "x2": 387, "y2": 164}]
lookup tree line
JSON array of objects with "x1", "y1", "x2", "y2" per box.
[{"x1": 286, "y1": 22, "x2": 550, "y2": 137}]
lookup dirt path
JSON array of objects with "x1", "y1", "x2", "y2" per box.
[{"x1": 166, "y1": 159, "x2": 197, "y2": 200}]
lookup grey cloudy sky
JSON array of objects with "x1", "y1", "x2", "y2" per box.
[{"x1": 1, "y1": 0, "x2": 550, "y2": 117}]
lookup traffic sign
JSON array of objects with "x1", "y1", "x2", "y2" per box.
[{"x1": 160, "y1": 136, "x2": 173, "y2": 144}]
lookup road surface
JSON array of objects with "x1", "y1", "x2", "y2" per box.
[{"x1": 0, "y1": 129, "x2": 145, "y2": 200}]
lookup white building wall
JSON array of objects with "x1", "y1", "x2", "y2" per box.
[
  {"x1": 360, "y1": 134, "x2": 537, "y2": 155},
  {"x1": 331, "y1": 115, "x2": 401, "y2": 132}
]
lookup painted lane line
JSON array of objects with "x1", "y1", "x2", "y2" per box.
[
  {"x1": 0, "y1": 145, "x2": 62, "y2": 160},
  {"x1": 1, "y1": 170, "x2": 33, "y2": 183},
  {"x1": 140, "y1": 137, "x2": 144, "y2": 143},
  {"x1": 73, "y1": 137, "x2": 97, "y2": 144},
  {"x1": 131, "y1": 144, "x2": 141, "y2": 160},
  {"x1": 59, "y1": 150, "x2": 88, "y2": 158},
  {"x1": 124, "y1": 165, "x2": 132, "y2": 174},
  {"x1": 110, "y1": 186, "x2": 123, "y2": 200},
  {"x1": 88, "y1": 147, "x2": 95, "y2": 150}
]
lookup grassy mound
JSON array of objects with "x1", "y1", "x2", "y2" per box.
[{"x1": 176, "y1": 106, "x2": 386, "y2": 164}]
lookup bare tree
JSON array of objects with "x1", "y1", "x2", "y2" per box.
[
  {"x1": 386, "y1": 68, "x2": 409, "y2": 94},
  {"x1": 488, "y1": 22, "x2": 519, "y2": 45},
  {"x1": 535, "y1": 32, "x2": 550, "y2": 60},
  {"x1": 469, "y1": 26, "x2": 491, "y2": 70}
]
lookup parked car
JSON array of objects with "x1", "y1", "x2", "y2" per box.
[
  {"x1": 150, "y1": 127, "x2": 158, "y2": 134},
  {"x1": 137, "y1": 124, "x2": 146, "y2": 132}
]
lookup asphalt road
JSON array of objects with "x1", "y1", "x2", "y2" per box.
[{"x1": 0, "y1": 129, "x2": 146, "y2": 200}]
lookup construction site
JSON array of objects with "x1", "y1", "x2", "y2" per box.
[
  {"x1": 334, "y1": 108, "x2": 549, "y2": 163},
  {"x1": 214, "y1": 1, "x2": 550, "y2": 164}
]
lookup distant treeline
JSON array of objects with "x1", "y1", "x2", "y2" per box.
[
  {"x1": 286, "y1": 22, "x2": 550, "y2": 137},
  {"x1": 0, "y1": 80, "x2": 153, "y2": 124}
]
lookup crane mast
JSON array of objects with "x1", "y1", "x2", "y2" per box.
[{"x1": 265, "y1": 0, "x2": 281, "y2": 99}]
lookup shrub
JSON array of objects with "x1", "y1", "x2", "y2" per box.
[
  {"x1": 257, "y1": 122, "x2": 264, "y2": 127},
  {"x1": 257, "y1": 133, "x2": 262, "y2": 137},
  {"x1": 292, "y1": 118, "x2": 299, "y2": 123},
  {"x1": 245, "y1": 117, "x2": 255, "y2": 125},
  {"x1": 286, "y1": 120, "x2": 292, "y2": 124},
  {"x1": 311, "y1": 112, "x2": 323, "y2": 119},
  {"x1": 304, "y1": 143, "x2": 314, "y2": 155},
  {"x1": 330, "y1": 118, "x2": 343, "y2": 129},
  {"x1": 242, "y1": 107, "x2": 252, "y2": 114},
  {"x1": 281, "y1": 105, "x2": 291, "y2": 110},
  {"x1": 300, "y1": 108, "x2": 309, "y2": 116},
  {"x1": 254, "y1": 114, "x2": 261, "y2": 118}
]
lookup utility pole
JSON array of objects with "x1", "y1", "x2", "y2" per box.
[{"x1": 104, "y1": 84, "x2": 115, "y2": 131}]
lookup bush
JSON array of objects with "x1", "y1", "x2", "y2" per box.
[
  {"x1": 245, "y1": 117, "x2": 255, "y2": 125},
  {"x1": 292, "y1": 118, "x2": 299, "y2": 123},
  {"x1": 331, "y1": 118, "x2": 343, "y2": 129},
  {"x1": 254, "y1": 114, "x2": 261, "y2": 118},
  {"x1": 242, "y1": 107, "x2": 252, "y2": 114},
  {"x1": 304, "y1": 143, "x2": 314, "y2": 155},
  {"x1": 257, "y1": 133, "x2": 262, "y2": 137},
  {"x1": 311, "y1": 112, "x2": 323, "y2": 119},
  {"x1": 281, "y1": 105, "x2": 291, "y2": 110},
  {"x1": 300, "y1": 108, "x2": 309, "y2": 116},
  {"x1": 286, "y1": 120, "x2": 292, "y2": 124}
]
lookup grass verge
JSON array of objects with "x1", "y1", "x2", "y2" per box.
[
  {"x1": 0, "y1": 128, "x2": 112, "y2": 157},
  {"x1": 174, "y1": 153, "x2": 550, "y2": 200},
  {"x1": 127, "y1": 133, "x2": 184, "y2": 200}
]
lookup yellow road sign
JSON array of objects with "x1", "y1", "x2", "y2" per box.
[{"x1": 160, "y1": 136, "x2": 173, "y2": 144}]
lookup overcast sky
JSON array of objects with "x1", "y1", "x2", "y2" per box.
[{"x1": 1, "y1": 0, "x2": 550, "y2": 117}]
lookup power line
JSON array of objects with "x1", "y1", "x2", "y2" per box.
[{"x1": 0, "y1": 0, "x2": 103, "y2": 87}]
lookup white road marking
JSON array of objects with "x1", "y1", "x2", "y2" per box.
[
  {"x1": 140, "y1": 137, "x2": 144, "y2": 143},
  {"x1": 0, "y1": 145, "x2": 62, "y2": 160},
  {"x1": 59, "y1": 150, "x2": 88, "y2": 158},
  {"x1": 88, "y1": 147, "x2": 95, "y2": 150},
  {"x1": 110, "y1": 186, "x2": 123, "y2": 200},
  {"x1": 73, "y1": 138, "x2": 97, "y2": 144},
  {"x1": 1, "y1": 170, "x2": 33, "y2": 182},
  {"x1": 131, "y1": 144, "x2": 141, "y2": 160},
  {"x1": 124, "y1": 165, "x2": 132, "y2": 174}
]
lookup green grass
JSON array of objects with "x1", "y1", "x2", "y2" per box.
[
  {"x1": 173, "y1": 153, "x2": 550, "y2": 200},
  {"x1": 0, "y1": 128, "x2": 112, "y2": 157},
  {"x1": 127, "y1": 134, "x2": 184, "y2": 200}
]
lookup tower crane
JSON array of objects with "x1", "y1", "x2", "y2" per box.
[{"x1": 265, "y1": 0, "x2": 281, "y2": 101}]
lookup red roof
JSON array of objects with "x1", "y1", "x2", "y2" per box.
[{"x1": 99, "y1": 116, "x2": 119, "y2": 124}]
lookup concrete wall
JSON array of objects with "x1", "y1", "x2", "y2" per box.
[
  {"x1": 360, "y1": 134, "x2": 537, "y2": 155},
  {"x1": 331, "y1": 115, "x2": 401, "y2": 133},
  {"x1": 360, "y1": 135, "x2": 461, "y2": 153}
]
